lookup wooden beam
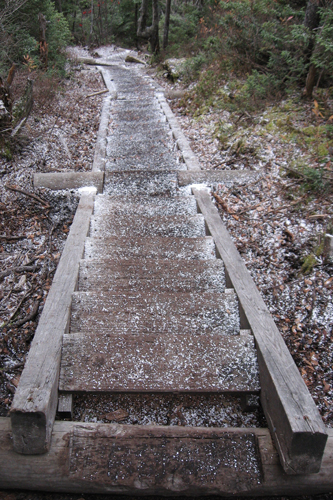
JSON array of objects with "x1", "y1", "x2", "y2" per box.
[
  {"x1": 10, "y1": 192, "x2": 95, "y2": 455},
  {"x1": 192, "y1": 188, "x2": 327, "y2": 475},
  {"x1": 1, "y1": 419, "x2": 333, "y2": 495},
  {"x1": 34, "y1": 172, "x2": 104, "y2": 193},
  {"x1": 178, "y1": 169, "x2": 260, "y2": 186}
]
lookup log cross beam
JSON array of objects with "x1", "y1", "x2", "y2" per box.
[{"x1": 192, "y1": 187, "x2": 327, "y2": 475}]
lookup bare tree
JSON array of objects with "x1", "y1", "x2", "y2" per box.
[
  {"x1": 137, "y1": 0, "x2": 160, "y2": 53},
  {"x1": 303, "y1": 0, "x2": 323, "y2": 98},
  {"x1": 163, "y1": 0, "x2": 172, "y2": 49}
]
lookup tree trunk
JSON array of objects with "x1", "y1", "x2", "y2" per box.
[
  {"x1": 88, "y1": 0, "x2": 94, "y2": 47},
  {"x1": 134, "y1": 2, "x2": 139, "y2": 49},
  {"x1": 38, "y1": 13, "x2": 48, "y2": 70},
  {"x1": 303, "y1": 0, "x2": 323, "y2": 98},
  {"x1": 137, "y1": 0, "x2": 160, "y2": 54},
  {"x1": 163, "y1": 0, "x2": 171, "y2": 49},
  {"x1": 150, "y1": 0, "x2": 159, "y2": 53},
  {"x1": 137, "y1": 0, "x2": 150, "y2": 36}
]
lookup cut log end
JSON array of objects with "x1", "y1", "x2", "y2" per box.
[{"x1": 10, "y1": 410, "x2": 51, "y2": 455}]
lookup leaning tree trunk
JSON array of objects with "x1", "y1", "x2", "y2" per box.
[
  {"x1": 303, "y1": 0, "x2": 322, "y2": 98},
  {"x1": 163, "y1": 0, "x2": 172, "y2": 50}
]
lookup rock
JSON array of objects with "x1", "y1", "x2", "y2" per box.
[
  {"x1": 163, "y1": 58, "x2": 187, "y2": 81},
  {"x1": 125, "y1": 55, "x2": 145, "y2": 65}
]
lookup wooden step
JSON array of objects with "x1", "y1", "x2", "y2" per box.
[
  {"x1": 70, "y1": 290, "x2": 240, "y2": 335},
  {"x1": 93, "y1": 194, "x2": 198, "y2": 217},
  {"x1": 106, "y1": 152, "x2": 184, "y2": 172},
  {"x1": 78, "y1": 259, "x2": 225, "y2": 293},
  {"x1": 90, "y1": 214, "x2": 206, "y2": 238},
  {"x1": 103, "y1": 171, "x2": 178, "y2": 196},
  {"x1": 59, "y1": 331, "x2": 259, "y2": 393},
  {"x1": 84, "y1": 236, "x2": 216, "y2": 260}
]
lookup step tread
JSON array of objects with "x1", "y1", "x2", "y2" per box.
[
  {"x1": 78, "y1": 259, "x2": 225, "y2": 293},
  {"x1": 84, "y1": 236, "x2": 216, "y2": 260},
  {"x1": 70, "y1": 291, "x2": 239, "y2": 335},
  {"x1": 90, "y1": 214, "x2": 206, "y2": 238},
  {"x1": 93, "y1": 195, "x2": 197, "y2": 216},
  {"x1": 103, "y1": 171, "x2": 179, "y2": 196},
  {"x1": 59, "y1": 331, "x2": 259, "y2": 393}
]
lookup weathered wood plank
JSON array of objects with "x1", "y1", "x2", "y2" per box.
[
  {"x1": 59, "y1": 331, "x2": 260, "y2": 393},
  {"x1": 192, "y1": 187, "x2": 327, "y2": 474},
  {"x1": 34, "y1": 172, "x2": 104, "y2": 193},
  {"x1": 10, "y1": 193, "x2": 95, "y2": 455},
  {"x1": 178, "y1": 170, "x2": 260, "y2": 186},
  {"x1": 93, "y1": 194, "x2": 198, "y2": 216},
  {"x1": 103, "y1": 170, "x2": 178, "y2": 196},
  {"x1": 78, "y1": 258, "x2": 225, "y2": 293},
  {"x1": 70, "y1": 290, "x2": 240, "y2": 336},
  {"x1": 90, "y1": 213, "x2": 206, "y2": 238},
  {"x1": 1, "y1": 418, "x2": 333, "y2": 495},
  {"x1": 156, "y1": 92, "x2": 201, "y2": 171},
  {"x1": 57, "y1": 394, "x2": 73, "y2": 418},
  {"x1": 84, "y1": 235, "x2": 217, "y2": 260}
]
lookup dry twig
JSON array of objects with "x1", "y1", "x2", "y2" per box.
[{"x1": 5, "y1": 184, "x2": 50, "y2": 208}]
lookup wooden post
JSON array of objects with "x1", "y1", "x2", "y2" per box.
[
  {"x1": 10, "y1": 192, "x2": 95, "y2": 454},
  {"x1": 192, "y1": 188, "x2": 327, "y2": 475}
]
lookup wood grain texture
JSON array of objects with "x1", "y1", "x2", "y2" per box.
[
  {"x1": 84, "y1": 236, "x2": 217, "y2": 260},
  {"x1": 34, "y1": 172, "x2": 104, "y2": 193},
  {"x1": 69, "y1": 290, "x2": 240, "y2": 336},
  {"x1": 1, "y1": 418, "x2": 333, "y2": 495},
  {"x1": 59, "y1": 331, "x2": 260, "y2": 393},
  {"x1": 178, "y1": 170, "x2": 260, "y2": 186},
  {"x1": 78, "y1": 258, "x2": 226, "y2": 293},
  {"x1": 156, "y1": 92, "x2": 201, "y2": 171},
  {"x1": 10, "y1": 193, "x2": 95, "y2": 455},
  {"x1": 193, "y1": 188, "x2": 327, "y2": 474}
]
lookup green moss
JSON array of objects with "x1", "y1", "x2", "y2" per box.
[
  {"x1": 302, "y1": 126, "x2": 317, "y2": 137},
  {"x1": 301, "y1": 254, "x2": 317, "y2": 274},
  {"x1": 318, "y1": 143, "x2": 329, "y2": 157}
]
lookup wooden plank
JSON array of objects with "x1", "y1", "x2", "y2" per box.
[
  {"x1": 192, "y1": 188, "x2": 327, "y2": 474},
  {"x1": 10, "y1": 192, "x2": 95, "y2": 455},
  {"x1": 1, "y1": 418, "x2": 333, "y2": 495},
  {"x1": 103, "y1": 170, "x2": 178, "y2": 196},
  {"x1": 57, "y1": 394, "x2": 73, "y2": 418},
  {"x1": 156, "y1": 92, "x2": 201, "y2": 171},
  {"x1": 93, "y1": 194, "x2": 198, "y2": 216},
  {"x1": 90, "y1": 214, "x2": 206, "y2": 238},
  {"x1": 78, "y1": 258, "x2": 225, "y2": 293},
  {"x1": 178, "y1": 170, "x2": 260, "y2": 186},
  {"x1": 59, "y1": 331, "x2": 260, "y2": 393},
  {"x1": 70, "y1": 290, "x2": 240, "y2": 336},
  {"x1": 84, "y1": 236, "x2": 217, "y2": 260},
  {"x1": 34, "y1": 172, "x2": 104, "y2": 193}
]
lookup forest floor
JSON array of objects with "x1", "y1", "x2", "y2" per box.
[{"x1": 0, "y1": 45, "x2": 332, "y2": 500}]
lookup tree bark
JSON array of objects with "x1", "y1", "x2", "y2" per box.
[
  {"x1": 38, "y1": 12, "x2": 48, "y2": 70},
  {"x1": 137, "y1": 0, "x2": 159, "y2": 54},
  {"x1": 163, "y1": 0, "x2": 171, "y2": 49},
  {"x1": 303, "y1": 0, "x2": 323, "y2": 98}
]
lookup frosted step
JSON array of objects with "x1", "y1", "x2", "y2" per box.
[
  {"x1": 59, "y1": 331, "x2": 259, "y2": 393},
  {"x1": 93, "y1": 195, "x2": 198, "y2": 217},
  {"x1": 84, "y1": 236, "x2": 216, "y2": 260},
  {"x1": 103, "y1": 171, "x2": 179, "y2": 196},
  {"x1": 90, "y1": 214, "x2": 206, "y2": 238},
  {"x1": 78, "y1": 258, "x2": 225, "y2": 293},
  {"x1": 70, "y1": 290, "x2": 240, "y2": 336}
]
